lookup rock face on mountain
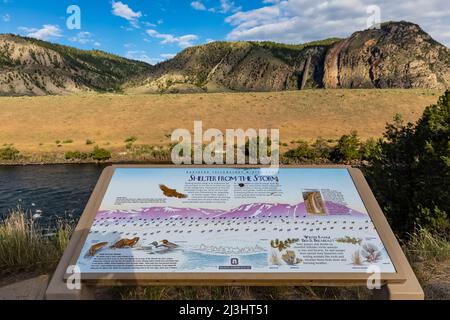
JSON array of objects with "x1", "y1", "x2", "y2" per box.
[
  {"x1": 130, "y1": 21, "x2": 449, "y2": 93},
  {"x1": 323, "y1": 21, "x2": 450, "y2": 89},
  {"x1": 0, "y1": 34, "x2": 151, "y2": 96}
]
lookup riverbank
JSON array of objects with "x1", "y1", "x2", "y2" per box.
[{"x1": 0, "y1": 129, "x2": 386, "y2": 166}]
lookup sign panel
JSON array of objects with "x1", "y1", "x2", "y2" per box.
[{"x1": 75, "y1": 167, "x2": 396, "y2": 275}]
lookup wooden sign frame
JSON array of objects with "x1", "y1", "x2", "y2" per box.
[{"x1": 46, "y1": 165, "x2": 424, "y2": 300}]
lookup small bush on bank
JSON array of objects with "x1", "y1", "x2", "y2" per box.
[
  {"x1": 311, "y1": 137, "x2": 333, "y2": 159},
  {"x1": 283, "y1": 140, "x2": 318, "y2": 161},
  {"x1": 65, "y1": 150, "x2": 89, "y2": 160},
  {"x1": 65, "y1": 146, "x2": 112, "y2": 161},
  {"x1": 85, "y1": 139, "x2": 95, "y2": 145},
  {"x1": 91, "y1": 146, "x2": 112, "y2": 161},
  {"x1": 124, "y1": 136, "x2": 138, "y2": 144},
  {"x1": 0, "y1": 146, "x2": 20, "y2": 160}
]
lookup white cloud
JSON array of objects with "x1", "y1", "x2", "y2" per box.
[
  {"x1": 142, "y1": 21, "x2": 157, "y2": 27},
  {"x1": 125, "y1": 51, "x2": 176, "y2": 64},
  {"x1": 2, "y1": 14, "x2": 10, "y2": 22},
  {"x1": 68, "y1": 31, "x2": 101, "y2": 46},
  {"x1": 191, "y1": 1, "x2": 206, "y2": 11},
  {"x1": 112, "y1": 1, "x2": 142, "y2": 28},
  {"x1": 146, "y1": 29, "x2": 198, "y2": 48},
  {"x1": 125, "y1": 50, "x2": 161, "y2": 64},
  {"x1": 190, "y1": 0, "x2": 240, "y2": 14},
  {"x1": 161, "y1": 53, "x2": 176, "y2": 59},
  {"x1": 20, "y1": 24, "x2": 62, "y2": 40},
  {"x1": 220, "y1": 0, "x2": 241, "y2": 14},
  {"x1": 224, "y1": 0, "x2": 450, "y2": 46}
]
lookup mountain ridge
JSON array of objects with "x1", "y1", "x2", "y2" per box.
[
  {"x1": 0, "y1": 21, "x2": 449, "y2": 96},
  {"x1": 0, "y1": 33, "x2": 152, "y2": 95}
]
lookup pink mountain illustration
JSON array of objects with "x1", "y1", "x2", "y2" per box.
[{"x1": 96, "y1": 201, "x2": 366, "y2": 220}]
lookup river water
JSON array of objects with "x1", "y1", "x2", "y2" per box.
[{"x1": 0, "y1": 164, "x2": 107, "y2": 225}]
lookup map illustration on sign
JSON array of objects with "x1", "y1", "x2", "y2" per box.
[{"x1": 75, "y1": 168, "x2": 396, "y2": 274}]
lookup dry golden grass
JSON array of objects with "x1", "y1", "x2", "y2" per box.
[
  {"x1": 0, "y1": 207, "x2": 72, "y2": 275},
  {"x1": 0, "y1": 89, "x2": 442, "y2": 155}
]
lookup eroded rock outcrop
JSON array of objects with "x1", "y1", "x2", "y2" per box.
[{"x1": 323, "y1": 21, "x2": 450, "y2": 90}]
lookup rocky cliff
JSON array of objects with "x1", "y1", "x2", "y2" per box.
[{"x1": 323, "y1": 21, "x2": 450, "y2": 89}]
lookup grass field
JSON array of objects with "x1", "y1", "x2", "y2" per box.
[{"x1": 0, "y1": 89, "x2": 443, "y2": 157}]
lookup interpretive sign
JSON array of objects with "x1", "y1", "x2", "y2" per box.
[{"x1": 69, "y1": 166, "x2": 406, "y2": 284}]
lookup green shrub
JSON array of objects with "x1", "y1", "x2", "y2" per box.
[
  {"x1": 311, "y1": 137, "x2": 333, "y2": 159},
  {"x1": 62, "y1": 139, "x2": 74, "y2": 144},
  {"x1": 333, "y1": 131, "x2": 361, "y2": 162},
  {"x1": 125, "y1": 142, "x2": 134, "y2": 150},
  {"x1": 91, "y1": 146, "x2": 112, "y2": 161},
  {"x1": 124, "y1": 136, "x2": 138, "y2": 143},
  {"x1": 360, "y1": 137, "x2": 382, "y2": 161},
  {"x1": 365, "y1": 90, "x2": 450, "y2": 236},
  {"x1": 85, "y1": 139, "x2": 95, "y2": 145},
  {"x1": 284, "y1": 140, "x2": 317, "y2": 161},
  {"x1": 65, "y1": 150, "x2": 89, "y2": 160},
  {"x1": 0, "y1": 146, "x2": 20, "y2": 160}
]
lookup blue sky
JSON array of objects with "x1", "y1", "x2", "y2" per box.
[{"x1": 1, "y1": 0, "x2": 449, "y2": 65}]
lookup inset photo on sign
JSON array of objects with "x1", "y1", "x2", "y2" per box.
[{"x1": 303, "y1": 190, "x2": 327, "y2": 216}]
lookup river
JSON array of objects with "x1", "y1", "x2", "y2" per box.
[{"x1": 0, "y1": 164, "x2": 107, "y2": 225}]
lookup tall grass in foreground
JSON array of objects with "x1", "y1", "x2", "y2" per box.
[
  {"x1": 115, "y1": 285, "x2": 371, "y2": 300},
  {"x1": 403, "y1": 227, "x2": 450, "y2": 300},
  {"x1": 0, "y1": 207, "x2": 72, "y2": 276},
  {"x1": 405, "y1": 227, "x2": 450, "y2": 263}
]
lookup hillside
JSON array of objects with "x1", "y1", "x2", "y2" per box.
[
  {"x1": 0, "y1": 34, "x2": 152, "y2": 96},
  {"x1": 126, "y1": 39, "x2": 339, "y2": 93},
  {"x1": 129, "y1": 21, "x2": 450, "y2": 93}
]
